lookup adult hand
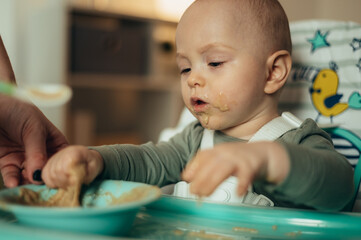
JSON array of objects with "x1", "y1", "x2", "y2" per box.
[{"x1": 0, "y1": 95, "x2": 68, "y2": 188}]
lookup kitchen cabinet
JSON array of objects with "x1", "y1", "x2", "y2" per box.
[{"x1": 67, "y1": 9, "x2": 183, "y2": 145}]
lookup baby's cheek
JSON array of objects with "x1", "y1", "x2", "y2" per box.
[{"x1": 213, "y1": 91, "x2": 230, "y2": 112}]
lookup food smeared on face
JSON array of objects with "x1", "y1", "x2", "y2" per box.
[
  {"x1": 213, "y1": 91, "x2": 229, "y2": 112},
  {"x1": 198, "y1": 113, "x2": 210, "y2": 127},
  {"x1": 190, "y1": 91, "x2": 230, "y2": 129}
]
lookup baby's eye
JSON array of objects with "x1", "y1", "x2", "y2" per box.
[
  {"x1": 208, "y1": 62, "x2": 224, "y2": 67},
  {"x1": 180, "y1": 68, "x2": 191, "y2": 74}
]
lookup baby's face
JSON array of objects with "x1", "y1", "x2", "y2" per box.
[{"x1": 176, "y1": 0, "x2": 269, "y2": 132}]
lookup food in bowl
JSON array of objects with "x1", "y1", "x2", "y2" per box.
[{"x1": 0, "y1": 180, "x2": 162, "y2": 236}]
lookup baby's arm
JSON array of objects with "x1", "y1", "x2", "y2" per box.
[
  {"x1": 182, "y1": 141, "x2": 290, "y2": 197},
  {"x1": 42, "y1": 146, "x2": 104, "y2": 189},
  {"x1": 183, "y1": 120, "x2": 354, "y2": 211}
]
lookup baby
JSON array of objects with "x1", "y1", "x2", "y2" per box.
[{"x1": 42, "y1": 0, "x2": 353, "y2": 211}]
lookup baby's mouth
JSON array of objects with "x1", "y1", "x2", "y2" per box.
[{"x1": 191, "y1": 97, "x2": 208, "y2": 112}]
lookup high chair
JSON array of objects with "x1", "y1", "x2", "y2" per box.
[
  {"x1": 279, "y1": 20, "x2": 361, "y2": 212},
  {"x1": 324, "y1": 127, "x2": 361, "y2": 211},
  {"x1": 159, "y1": 20, "x2": 361, "y2": 212}
]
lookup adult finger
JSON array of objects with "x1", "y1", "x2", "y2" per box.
[
  {"x1": 0, "y1": 153, "x2": 24, "y2": 188},
  {"x1": 1, "y1": 165, "x2": 21, "y2": 188},
  {"x1": 22, "y1": 128, "x2": 47, "y2": 184}
]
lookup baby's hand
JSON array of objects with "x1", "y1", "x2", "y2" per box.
[
  {"x1": 181, "y1": 141, "x2": 290, "y2": 197},
  {"x1": 42, "y1": 146, "x2": 104, "y2": 189}
]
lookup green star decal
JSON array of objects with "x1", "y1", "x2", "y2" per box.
[{"x1": 307, "y1": 30, "x2": 330, "y2": 53}]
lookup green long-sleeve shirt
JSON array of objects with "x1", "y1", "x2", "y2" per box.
[{"x1": 92, "y1": 119, "x2": 354, "y2": 211}]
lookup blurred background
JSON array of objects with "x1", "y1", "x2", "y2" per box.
[{"x1": 0, "y1": 0, "x2": 360, "y2": 146}]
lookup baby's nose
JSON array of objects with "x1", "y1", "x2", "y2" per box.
[{"x1": 187, "y1": 72, "x2": 206, "y2": 87}]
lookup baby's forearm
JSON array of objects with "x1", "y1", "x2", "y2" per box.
[{"x1": 263, "y1": 142, "x2": 290, "y2": 184}]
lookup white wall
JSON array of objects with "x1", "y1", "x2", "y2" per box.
[
  {"x1": 0, "y1": 0, "x2": 68, "y2": 133},
  {"x1": 279, "y1": 0, "x2": 361, "y2": 24},
  {"x1": 0, "y1": 1, "x2": 18, "y2": 80}
]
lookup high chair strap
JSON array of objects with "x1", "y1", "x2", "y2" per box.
[
  {"x1": 249, "y1": 112, "x2": 302, "y2": 142},
  {"x1": 199, "y1": 127, "x2": 214, "y2": 150}
]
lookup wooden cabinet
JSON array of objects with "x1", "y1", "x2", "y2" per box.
[{"x1": 67, "y1": 10, "x2": 183, "y2": 145}]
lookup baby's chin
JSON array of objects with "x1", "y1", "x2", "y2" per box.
[{"x1": 196, "y1": 115, "x2": 225, "y2": 130}]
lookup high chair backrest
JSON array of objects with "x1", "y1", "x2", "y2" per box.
[{"x1": 279, "y1": 20, "x2": 361, "y2": 212}]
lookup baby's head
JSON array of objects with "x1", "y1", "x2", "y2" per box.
[{"x1": 176, "y1": 0, "x2": 292, "y2": 136}]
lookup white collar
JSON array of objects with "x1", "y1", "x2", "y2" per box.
[{"x1": 201, "y1": 112, "x2": 302, "y2": 149}]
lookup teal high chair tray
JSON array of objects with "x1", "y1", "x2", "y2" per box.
[
  {"x1": 128, "y1": 195, "x2": 361, "y2": 239},
  {"x1": 3, "y1": 194, "x2": 361, "y2": 240}
]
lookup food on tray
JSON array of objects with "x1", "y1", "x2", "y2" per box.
[
  {"x1": 174, "y1": 229, "x2": 234, "y2": 240},
  {"x1": 232, "y1": 226, "x2": 258, "y2": 234}
]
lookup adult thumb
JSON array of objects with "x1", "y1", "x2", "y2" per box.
[{"x1": 23, "y1": 129, "x2": 48, "y2": 184}]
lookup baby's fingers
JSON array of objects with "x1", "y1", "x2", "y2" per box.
[
  {"x1": 182, "y1": 154, "x2": 203, "y2": 182},
  {"x1": 41, "y1": 147, "x2": 79, "y2": 188},
  {"x1": 42, "y1": 160, "x2": 70, "y2": 189},
  {"x1": 236, "y1": 161, "x2": 256, "y2": 196},
  {"x1": 190, "y1": 159, "x2": 234, "y2": 197},
  {"x1": 182, "y1": 148, "x2": 217, "y2": 181}
]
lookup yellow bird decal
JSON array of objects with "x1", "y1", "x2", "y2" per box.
[{"x1": 309, "y1": 69, "x2": 348, "y2": 122}]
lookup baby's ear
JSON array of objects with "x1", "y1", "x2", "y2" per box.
[{"x1": 264, "y1": 50, "x2": 292, "y2": 94}]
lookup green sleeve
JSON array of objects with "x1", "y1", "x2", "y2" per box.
[
  {"x1": 254, "y1": 119, "x2": 354, "y2": 211},
  {"x1": 90, "y1": 121, "x2": 203, "y2": 187}
]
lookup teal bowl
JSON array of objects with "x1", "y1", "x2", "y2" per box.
[{"x1": 0, "y1": 180, "x2": 161, "y2": 236}]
